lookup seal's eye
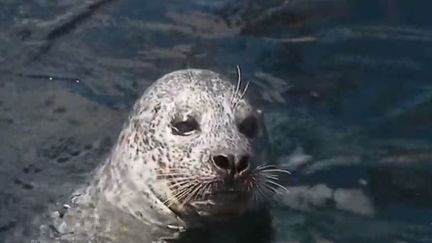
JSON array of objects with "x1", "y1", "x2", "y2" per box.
[
  {"x1": 171, "y1": 115, "x2": 199, "y2": 136},
  {"x1": 238, "y1": 115, "x2": 258, "y2": 139}
]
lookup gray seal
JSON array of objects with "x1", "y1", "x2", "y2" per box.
[{"x1": 38, "y1": 69, "x2": 288, "y2": 243}]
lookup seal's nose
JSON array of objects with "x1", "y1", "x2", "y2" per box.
[{"x1": 213, "y1": 154, "x2": 250, "y2": 176}]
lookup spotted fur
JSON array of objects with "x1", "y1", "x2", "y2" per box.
[{"x1": 39, "y1": 69, "x2": 286, "y2": 243}]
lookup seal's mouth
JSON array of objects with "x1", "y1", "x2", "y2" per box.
[
  {"x1": 189, "y1": 189, "x2": 251, "y2": 220},
  {"x1": 156, "y1": 164, "x2": 290, "y2": 220}
]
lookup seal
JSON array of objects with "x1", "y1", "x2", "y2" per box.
[{"x1": 39, "y1": 69, "x2": 288, "y2": 243}]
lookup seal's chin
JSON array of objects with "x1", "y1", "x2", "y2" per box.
[{"x1": 188, "y1": 190, "x2": 252, "y2": 221}]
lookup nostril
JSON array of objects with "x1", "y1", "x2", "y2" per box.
[
  {"x1": 236, "y1": 155, "x2": 250, "y2": 173},
  {"x1": 213, "y1": 155, "x2": 231, "y2": 170}
]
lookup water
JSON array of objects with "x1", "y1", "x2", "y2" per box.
[{"x1": 0, "y1": 0, "x2": 431, "y2": 242}]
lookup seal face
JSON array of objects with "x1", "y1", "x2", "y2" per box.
[{"x1": 43, "y1": 69, "x2": 286, "y2": 242}]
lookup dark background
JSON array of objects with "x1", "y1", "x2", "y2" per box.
[{"x1": 0, "y1": 0, "x2": 431, "y2": 242}]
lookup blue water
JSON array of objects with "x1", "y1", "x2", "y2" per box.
[{"x1": 0, "y1": 0, "x2": 431, "y2": 242}]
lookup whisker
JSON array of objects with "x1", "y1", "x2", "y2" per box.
[
  {"x1": 164, "y1": 185, "x2": 192, "y2": 206},
  {"x1": 167, "y1": 180, "x2": 195, "y2": 190},
  {"x1": 256, "y1": 163, "x2": 273, "y2": 168},
  {"x1": 246, "y1": 174, "x2": 275, "y2": 207},
  {"x1": 256, "y1": 163, "x2": 292, "y2": 176},
  {"x1": 259, "y1": 174, "x2": 279, "y2": 181},
  {"x1": 187, "y1": 67, "x2": 194, "y2": 83},
  {"x1": 170, "y1": 184, "x2": 197, "y2": 206},
  {"x1": 260, "y1": 183, "x2": 279, "y2": 195},
  {"x1": 256, "y1": 164, "x2": 278, "y2": 170},
  {"x1": 191, "y1": 183, "x2": 208, "y2": 202},
  {"x1": 246, "y1": 177, "x2": 256, "y2": 192},
  {"x1": 162, "y1": 176, "x2": 195, "y2": 182},
  {"x1": 194, "y1": 182, "x2": 210, "y2": 201},
  {"x1": 235, "y1": 65, "x2": 242, "y2": 98},
  {"x1": 260, "y1": 169, "x2": 292, "y2": 175},
  {"x1": 264, "y1": 180, "x2": 289, "y2": 192},
  {"x1": 157, "y1": 171, "x2": 218, "y2": 182},
  {"x1": 254, "y1": 184, "x2": 273, "y2": 205},
  {"x1": 240, "y1": 80, "x2": 250, "y2": 99},
  {"x1": 260, "y1": 185, "x2": 276, "y2": 199},
  {"x1": 251, "y1": 189, "x2": 261, "y2": 207},
  {"x1": 181, "y1": 183, "x2": 202, "y2": 206},
  {"x1": 157, "y1": 173, "x2": 193, "y2": 177},
  {"x1": 249, "y1": 166, "x2": 291, "y2": 206},
  {"x1": 230, "y1": 65, "x2": 242, "y2": 104},
  {"x1": 231, "y1": 65, "x2": 243, "y2": 109},
  {"x1": 202, "y1": 183, "x2": 213, "y2": 201},
  {"x1": 164, "y1": 178, "x2": 200, "y2": 205}
]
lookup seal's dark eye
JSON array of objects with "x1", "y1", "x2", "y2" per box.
[
  {"x1": 171, "y1": 115, "x2": 199, "y2": 136},
  {"x1": 238, "y1": 115, "x2": 258, "y2": 139}
]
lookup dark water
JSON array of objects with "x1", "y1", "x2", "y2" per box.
[{"x1": 0, "y1": 0, "x2": 431, "y2": 242}]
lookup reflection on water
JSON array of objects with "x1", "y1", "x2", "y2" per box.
[{"x1": 0, "y1": 0, "x2": 431, "y2": 242}]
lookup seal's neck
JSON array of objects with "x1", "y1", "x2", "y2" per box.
[{"x1": 87, "y1": 145, "x2": 187, "y2": 238}]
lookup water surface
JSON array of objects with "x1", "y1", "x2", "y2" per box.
[{"x1": 0, "y1": 0, "x2": 431, "y2": 242}]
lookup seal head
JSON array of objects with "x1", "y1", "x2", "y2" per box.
[
  {"x1": 100, "y1": 69, "x2": 268, "y2": 221},
  {"x1": 49, "y1": 69, "x2": 286, "y2": 242}
]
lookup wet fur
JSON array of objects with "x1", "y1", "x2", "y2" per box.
[{"x1": 36, "y1": 69, "x2": 287, "y2": 243}]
